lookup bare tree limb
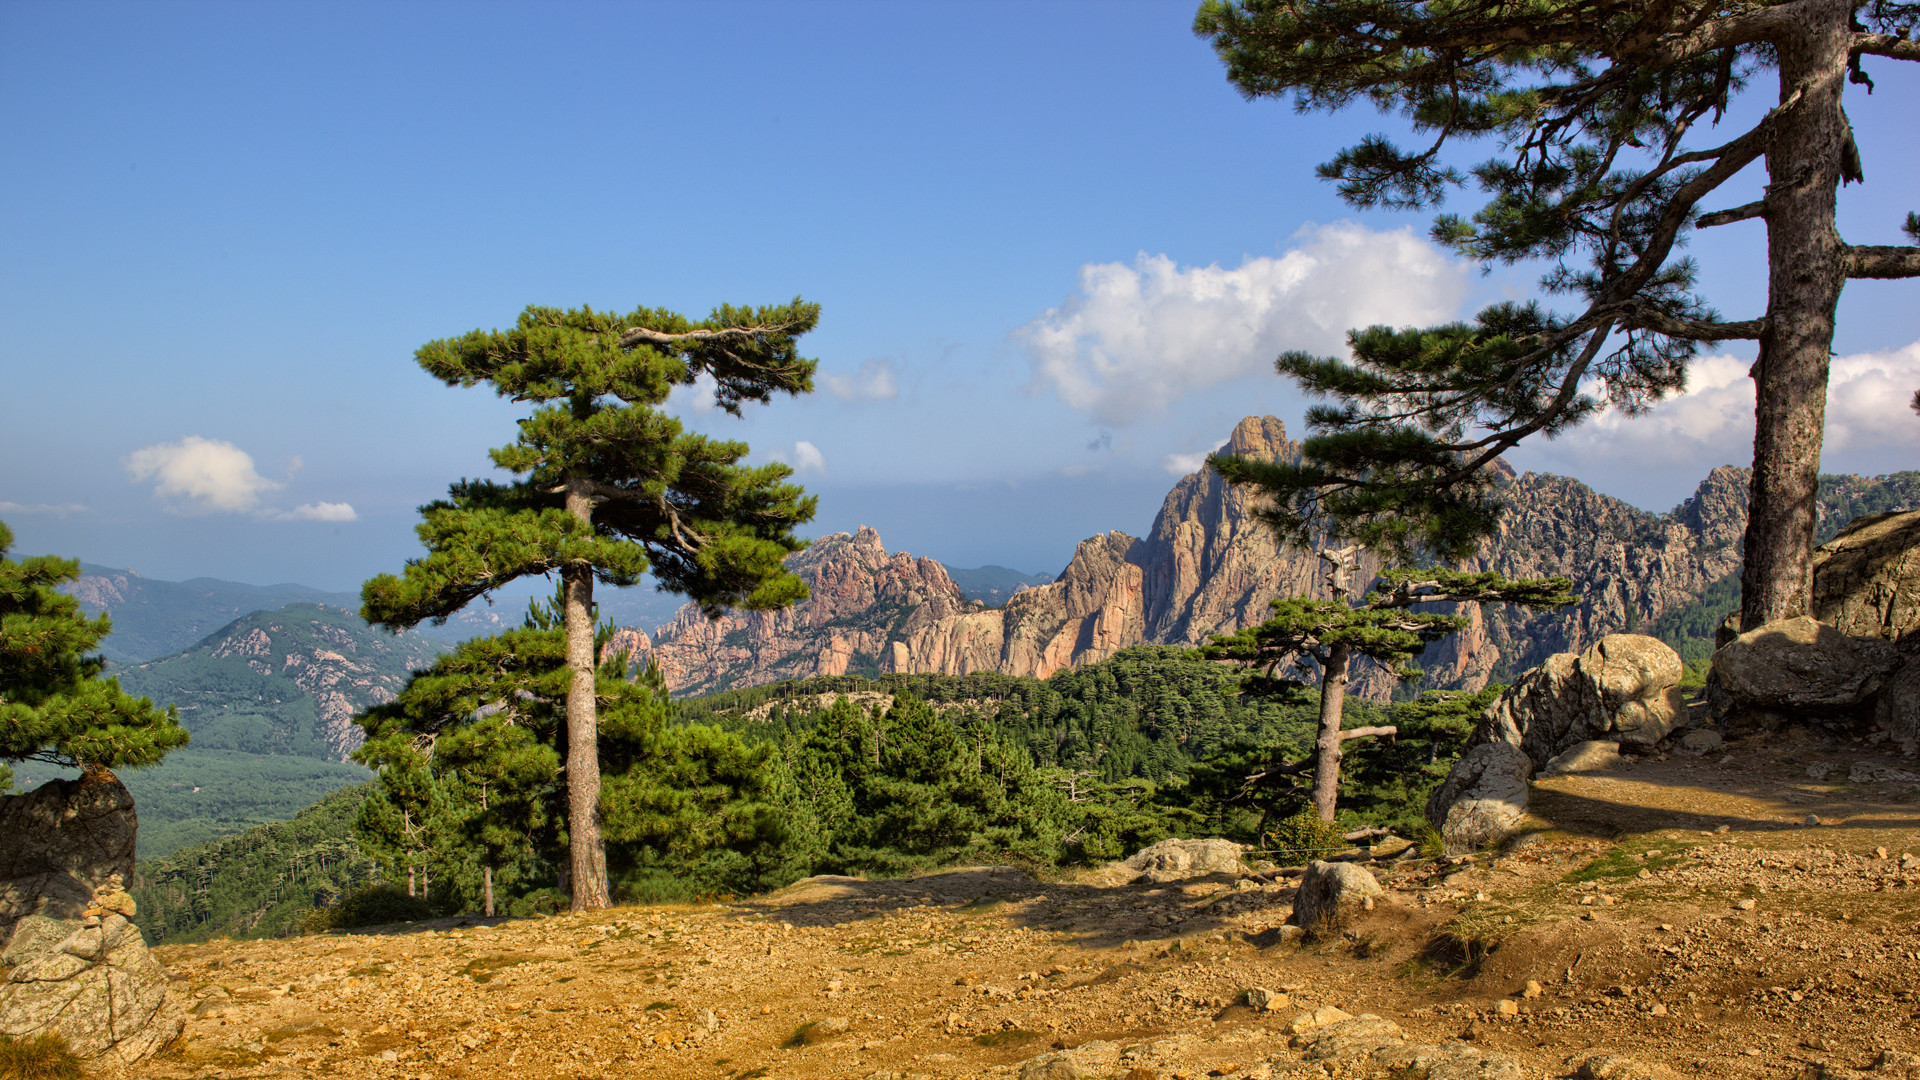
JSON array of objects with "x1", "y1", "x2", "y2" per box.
[
  {"x1": 1615, "y1": 304, "x2": 1768, "y2": 340},
  {"x1": 1338, "y1": 725, "x2": 1399, "y2": 742},
  {"x1": 1852, "y1": 32, "x2": 1920, "y2": 61},
  {"x1": 1848, "y1": 245, "x2": 1920, "y2": 279},
  {"x1": 616, "y1": 320, "x2": 810, "y2": 351},
  {"x1": 1697, "y1": 200, "x2": 1765, "y2": 228}
]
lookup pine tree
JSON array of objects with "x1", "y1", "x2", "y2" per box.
[
  {"x1": 1203, "y1": 552, "x2": 1572, "y2": 821},
  {"x1": 1, "y1": 521, "x2": 188, "y2": 791},
  {"x1": 1196, "y1": 0, "x2": 1920, "y2": 627},
  {"x1": 361, "y1": 300, "x2": 820, "y2": 911}
]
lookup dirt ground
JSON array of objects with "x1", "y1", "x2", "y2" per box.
[{"x1": 115, "y1": 731, "x2": 1920, "y2": 1080}]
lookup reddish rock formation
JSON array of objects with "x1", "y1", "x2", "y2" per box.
[{"x1": 634, "y1": 417, "x2": 1888, "y2": 699}]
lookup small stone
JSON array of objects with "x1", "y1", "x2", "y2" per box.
[
  {"x1": 1735, "y1": 898, "x2": 1758, "y2": 911},
  {"x1": 1244, "y1": 987, "x2": 1289, "y2": 1013},
  {"x1": 1876, "y1": 847, "x2": 1890, "y2": 860},
  {"x1": 1494, "y1": 1000, "x2": 1520, "y2": 1016},
  {"x1": 1648, "y1": 1003, "x2": 1668, "y2": 1016},
  {"x1": 1521, "y1": 981, "x2": 1544, "y2": 999}
]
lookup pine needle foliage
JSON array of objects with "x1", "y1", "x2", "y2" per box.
[
  {"x1": 1195, "y1": 0, "x2": 1920, "y2": 619},
  {"x1": 1, "y1": 521, "x2": 187, "y2": 785},
  {"x1": 1205, "y1": 566, "x2": 1573, "y2": 821},
  {"x1": 361, "y1": 300, "x2": 821, "y2": 911}
]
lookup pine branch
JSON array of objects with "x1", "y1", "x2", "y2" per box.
[{"x1": 1848, "y1": 245, "x2": 1920, "y2": 279}]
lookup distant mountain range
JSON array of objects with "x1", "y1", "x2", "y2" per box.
[{"x1": 628, "y1": 415, "x2": 1920, "y2": 699}]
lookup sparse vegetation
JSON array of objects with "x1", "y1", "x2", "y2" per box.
[{"x1": 0, "y1": 1033, "x2": 84, "y2": 1080}]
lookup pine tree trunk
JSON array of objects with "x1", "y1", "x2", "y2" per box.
[
  {"x1": 1312, "y1": 642, "x2": 1351, "y2": 823},
  {"x1": 483, "y1": 865, "x2": 494, "y2": 919},
  {"x1": 1740, "y1": 0, "x2": 1852, "y2": 630},
  {"x1": 563, "y1": 478, "x2": 611, "y2": 913}
]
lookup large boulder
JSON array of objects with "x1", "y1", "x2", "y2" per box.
[
  {"x1": 0, "y1": 772, "x2": 182, "y2": 1064},
  {"x1": 1425, "y1": 741, "x2": 1533, "y2": 853},
  {"x1": 1810, "y1": 510, "x2": 1920, "y2": 642},
  {"x1": 1290, "y1": 861, "x2": 1382, "y2": 931},
  {"x1": 1426, "y1": 635, "x2": 1685, "y2": 851},
  {"x1": 1711, "y1": 615, "x2": 1903, "y2": 714},
  {"x1": 1876, "y1": 656, "x2": 1920, "y2": 756},
  {"x1": 1119, "y1": 837, "x2": 1245, "y2": 884}
]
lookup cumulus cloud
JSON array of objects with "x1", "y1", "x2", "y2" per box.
[
  {"x1": 125, "y1": 436, "x2": 282, "y2": 513},
  {"x1": 668, "y1": 373, "x2": 719, "y2": 415},
  {"x1": 0, "y1": 501, "x2": 87, "y2": 518},
  {"x1": 822, "y1": 358, "x2": 900, "y2": 402},
  {"x1": 1512, "y1": 340, "x2": 1920, "y2": 505},
  {"x1": 1161, "y1": 440, "x2": 1227, "y2": 477},
  {"x1": 266, "y1": 502, "x2": 359, "y2": 523},
  {"x1": 771, "y1": 440, "x2": 827, "y2": 473},
  {"x1": 1018, "y1": 223, "x2": 1471, "y2": 425},
  {"x1": 124, "y1": 436, "x2": 356, "y2": 522}
]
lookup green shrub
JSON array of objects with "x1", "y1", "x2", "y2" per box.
[
  {"x1": 303, "y1": 884, "x2": 440, "y2": 932},
  {"x1": 1263, "y1": 811, "x2": 1347, "y2": 866},
  {"x1": 0, "y1": 1032, "x2": 84, "y2": 1080}
]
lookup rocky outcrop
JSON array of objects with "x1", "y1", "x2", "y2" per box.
[
  {"x1": 0, "y1": 773, "x2": 182, "y2": 1063},
  {"x1": 1113, "y1": 837, "x2": 1246, "y2": 884},
  {"x1": 1427, "y1": 635, "x2": 1687, "y2": 851},
  {"x1": 1711, "y1": 615, "x2": 1904, "y2": 715},
  {"x1": 1809, "y1": 510, "x2": 1920, "y2": 642},
  {"x1": 637, "y1": 416, "x2": 1915, "y2": 699}
]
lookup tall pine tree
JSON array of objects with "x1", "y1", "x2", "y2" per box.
[
  {"x1": 1196, "y1": 0, "x2": 1920, "y2": 625},
  {"x1": 1, "y1": 522, "x2": 187, "y2": 791},
  {"x1": 362, "y1": 300, "x2": 820, "y2": 911}
]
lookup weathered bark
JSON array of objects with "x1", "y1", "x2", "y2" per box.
[
  {"x1": 483, "y1": 865, "x2": 494, "y2": 919},
  {"x1": 1312, "y1": 642, "x2": 1351, "y2": 822},
  {"x1": 1740, "y1": 0, "x2": 1853, "y2": 629},
  {"x1": 563, "y1": 478, "x2": 611, "y2": 913}
]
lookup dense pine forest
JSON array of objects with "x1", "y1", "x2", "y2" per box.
[{"x1": 131, "y1": 645, "x2": 1493, "y2": 942}]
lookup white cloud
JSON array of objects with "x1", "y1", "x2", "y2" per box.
[
  {"x1": 668, "y1": 372, "x2": 719, "y2": 415},
  {"x1": 1018, "y1": 222, "x2": 1470, "y2": 425},
  {"x1": 822, "y1": 358, "x2": 900, "y2": 402},
  {"x1": 1511, "y1": 339, "x2": 1920, "y2": 507},
  {"x1": 123, "y1": 436, "x2": 358, "y2": 522},
  {"x1": 267, "y1": 502, "x2": 359, "y2": 523},
  {"x1": 771, "y1": 440, "x2": 827, "y2": 473},
  {"x1": 125, "y1": 436, "x2": 281, "y2": 513},
  {"x1": 1161, "y1": 441, "x2": 1227, "y2": 476},
  {"x1": 0, "y1": 501, "x2": 87, "y2": 518}
]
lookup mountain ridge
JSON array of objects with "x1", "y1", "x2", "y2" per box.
[{"x1": 632, "y1": 416, "x2": 1920, "y2": 699}]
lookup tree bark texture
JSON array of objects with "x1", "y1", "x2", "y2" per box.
[
  {"x1": 1312, "y1": 642, "x2": 1351, "y2": 823},
  {"x1": 563, "y1": 479, "x2": 611, "y2": 912},
  {"x1": 483, "y1": 865, "x2": 494, "y2": 919},
  {"x1": 1741, "y1": 0, "x2": 1853, "y2": 629}
]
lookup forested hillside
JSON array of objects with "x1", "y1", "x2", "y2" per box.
[
  {"x1": 115, "y1": 603, "x2": 443, "y2": 762},
  {"x1": 130, "y1": 783, "x2": 379, "y2": 945}
]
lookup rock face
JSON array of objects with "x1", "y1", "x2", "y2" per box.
[
  {"x1": 0, "y1": 773, "x2": 182, "y2": 1063},
  {"x1": 1711, "y1": 616, "x2": 1904, "y2": 714},
  {"x1": 1427, "y1": 635, "x2": 1686, "y2": 851},
  {"x1": 636, "y1": 414, "x2": 1870, "y2": 699},
  {"x1": 1290, "y1": 861, "x2": 1383, "y2": 930},
  {"x1": 1809, "y1": 510, "x2": 1920, "y2": 641}
]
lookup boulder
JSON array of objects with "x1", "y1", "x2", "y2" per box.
[
  {"x1": 1875, "y1": 656, "x2": 1920, "y2": 756},
  {"x1": 1809, "y1": 510, "x2": 1920, "y2": 642},
  {"x1": 1711, "y1": 616, "x2": 1903, "y2": 714},
  {"x1": 1427, "y1": 741, "x2": 1533, "y2": 853},
  {"x1": 1540, "y1": 740, "x2": 1622, "y2": 777},
  {"x1": 0, "y1": 773, "x2": 182, "y2": 1064},
  {"x1": 1426, "y1": 635, "x2": 1684, "y2": 852},
  {"x1": 1120, "y1": 837, "x2": 1245, "y2": 884},
  {"x1": 1677, "y1": 729, "x2": 1724, "y2": 754},
  {"x1": 1290, "y1": 861, "x2": 1382, "y2": 931}
]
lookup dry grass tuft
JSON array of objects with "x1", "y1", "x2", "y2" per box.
[{"x1": 0, "y1": 1033, "x2": 85, "y2": 1080}]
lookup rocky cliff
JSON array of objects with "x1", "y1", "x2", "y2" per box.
[{"x1": 634, "y1": 416, "x2": 1920, "y2": 699}]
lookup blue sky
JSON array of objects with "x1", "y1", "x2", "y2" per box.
[{"x1": 3, "y1": 1, "x2": 1916, "y2": 600}]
